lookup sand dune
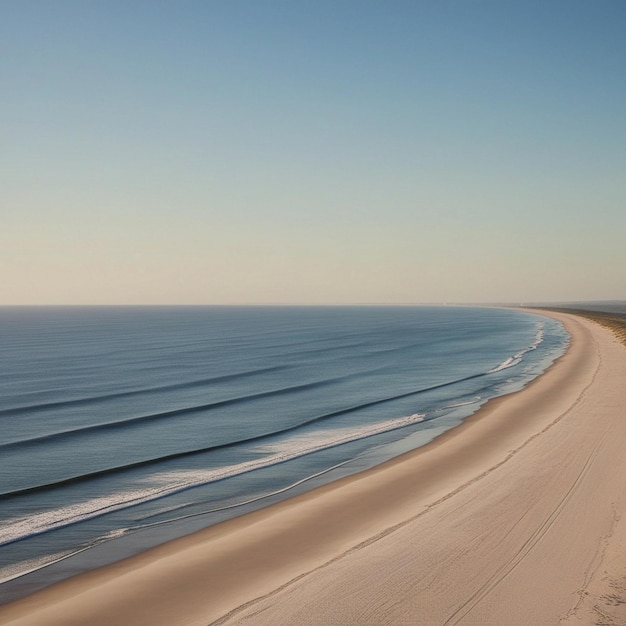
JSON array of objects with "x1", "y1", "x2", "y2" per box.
[{"x1": 1, "y1": 310, "x2": 625, "y2": 626}]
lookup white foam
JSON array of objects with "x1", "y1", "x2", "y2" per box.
[
  {"x1": 441, "y1": 396, "x2": 482, "y2": 410},
  {"x1": 0, "y1": 546, "x2": 91, "y2": 585},
  {"x1": 0, "y1": 412, "x2": 425, "y2": 547},
  {"x1": 488, "y1": 356, "x2": 522, "y2": 373},
  {"x1": 488, "y1": 322, "x2": 544, "y2": 373}
]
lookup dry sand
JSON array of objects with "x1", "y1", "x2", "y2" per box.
[{"x1": 1, "y1": 310, "x2": 625, "y2": 626}]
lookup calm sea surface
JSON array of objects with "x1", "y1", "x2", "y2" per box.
[{"x1": 0, "y1": 306, "x2": 568, "y2": 602}]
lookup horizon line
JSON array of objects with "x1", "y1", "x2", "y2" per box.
[{"x1": 1, "y1": 300, "x2": 625, "y2": 308}]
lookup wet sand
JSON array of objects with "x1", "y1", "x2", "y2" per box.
[{"x1": 1, "y1": 310, "x2": 625, "y2": 625}]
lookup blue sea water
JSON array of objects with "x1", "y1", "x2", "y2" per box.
[{"x1": 0, "y1": 306, "x2": 568, "y2": 602}]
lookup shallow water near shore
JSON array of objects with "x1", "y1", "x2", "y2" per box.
[{"x1": 0, "y1": 306, "x2": 568, "y2": 602}]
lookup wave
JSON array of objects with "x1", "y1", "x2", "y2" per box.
[
  {"x1": 0, "y1": 376, "x2": 348, "y2": 452},
  {"x1": 0, "y1": 365, "x2": 390, "y2": 450},
  {"x1": 0, "y1": 457, "x2": 360, "y2": 585},
  {"x1": 1, "y1": 364, "x2": 489, "y2": 457},
  {"x1": 1, "y1": 325, "x2": 548, "y2": 499},
  {"x1": 488, "y1": 355, "x2": 523, "y2": 373},
  {"x1": 0, "y1": 547, "x2": 93, "y2": 586},
  {"x1": 488, "y1": 322, "x2": 544, "y2": 373},
  {"x1": 0, "y1": 412, "x2": 425, "y2": 547},
  {"x1": 0, "y1": 369, "x2": 492, "y2": 498},
  {"x1": 0, "y1": 365, "x2": 290, "y2": 418},
  {"x1": 129, "y1": 458, "x2": 357, "y2": 528},
  {"x1": 438, "y1": 396, "x2": 482, "y2": 411}
]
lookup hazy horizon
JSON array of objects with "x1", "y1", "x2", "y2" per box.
[{"x1": 3, "y1": 1, "x2": 625, "y2": 305}]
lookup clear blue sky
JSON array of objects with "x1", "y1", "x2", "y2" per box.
[{"x1": 2, "y1": 0, "x2": 625, "y2": 304}]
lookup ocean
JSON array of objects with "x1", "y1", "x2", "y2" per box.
[{"x1": 0, "y1": 306, "x2": 568, "y2": 602}]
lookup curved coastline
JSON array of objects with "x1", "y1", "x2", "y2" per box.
[{"x1": 1, "y1": 310, "x2": 625, "y2": 625}]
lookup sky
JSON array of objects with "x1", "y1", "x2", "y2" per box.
[{"x1": 2, "y1": 0, "x2": 625, "y2": 305}]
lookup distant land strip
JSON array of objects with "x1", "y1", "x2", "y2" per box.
[{"x1": 539, "y1": 307, "x2": 626, "y2": 346}]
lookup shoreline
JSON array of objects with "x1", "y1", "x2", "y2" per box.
[{"x1": 2, "y1": 309, "x2": 625, "y2": 624}]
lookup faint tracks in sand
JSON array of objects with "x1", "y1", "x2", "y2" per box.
[{"x1": 443, "y1": 437, "x2": 604, "y2": 626}]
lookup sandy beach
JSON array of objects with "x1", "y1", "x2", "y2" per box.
[{"x1": 1, "y1": 309, "x2": 625, "y2": 626}]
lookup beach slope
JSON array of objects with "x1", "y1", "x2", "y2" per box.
[{"x1": 1, "y1": 311, "x2": 625, "y2": 625}]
